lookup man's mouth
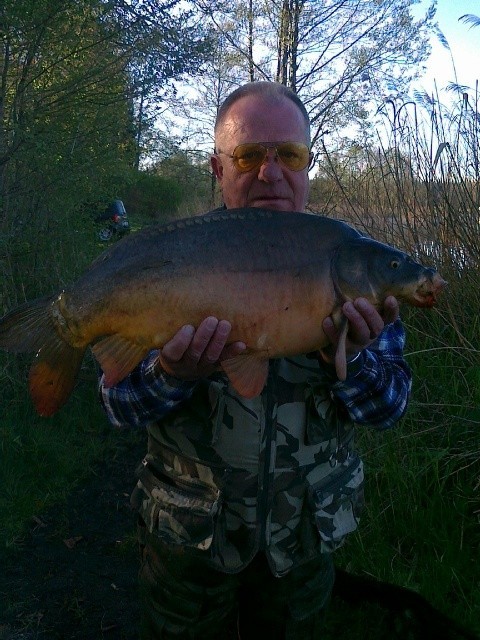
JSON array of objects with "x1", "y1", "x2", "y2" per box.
[{"x1": 251, "y1": 195, "x2": 290, "y2": 204}]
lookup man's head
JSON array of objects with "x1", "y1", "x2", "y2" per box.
[{"x1": 211, "y1": 82, "x2": 311, "y2": 212}]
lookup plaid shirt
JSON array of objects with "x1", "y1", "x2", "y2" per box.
[{"x1": 99, "y1": 319, "x2": 411, "y2": 431}]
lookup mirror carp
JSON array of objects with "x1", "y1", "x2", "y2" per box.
[{"x1": 0, "y1": 208, "x2": 446, "y2": 416}]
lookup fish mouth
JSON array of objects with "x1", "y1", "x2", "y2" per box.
[{"x1": 412, "y1": 272, "x2": 447, "y2": 307}]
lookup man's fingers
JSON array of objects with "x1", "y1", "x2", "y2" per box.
[
  {"x1": 186, "y1": 317, "x2": 220, "y2": 362},
  {"x1": 351, "y1": 299, "x2": 384, "y2": 339},
  {"x1": 161, "y1": 324, "x2": 195, "y2": 363},
  {"x1": 220, "y1": 340, "x2": 247, "y2": 361},
  {"x1": 201, "y1": 319, "x2": 233, "y2": 363},
  {"x1": 163, "y1": 317, "x2": 238, "y2": 366},
  {"x1": 382, "y1": 296, "x2": 400, "y2": 325},
  {"x1": 322, "y1": 316, "x2": 338, "y2": 342}
]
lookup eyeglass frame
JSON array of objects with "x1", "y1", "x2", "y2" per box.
[{"x1": 214, "y1": 141, "x2": 315, "y2": 173}]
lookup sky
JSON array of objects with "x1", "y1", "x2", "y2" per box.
[{"x1": 413, "y1": 0, "x2": 479, "y2": 94}]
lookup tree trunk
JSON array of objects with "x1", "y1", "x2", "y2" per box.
[{"x1": 276, "y1": 0, "x2": 302, "y2": 91}]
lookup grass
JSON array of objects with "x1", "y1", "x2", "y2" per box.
[
  {"x1": 328, "y1": 309, "x2": 480, "y2": 636},
  {"x1": 329, "y1": 426, "x2": 480, "y2": 636},
  {"x1": 0, "y1": 216, "x2": 149, "y2": 550},
  {"x1": 0, "y1": 363, "x2": 122, "y2": 548}
]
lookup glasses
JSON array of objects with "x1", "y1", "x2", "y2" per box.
[{"x1": 219, "y1": 142, "x2": 312, "y2": 173}]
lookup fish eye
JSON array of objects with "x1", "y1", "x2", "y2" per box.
[{"x1": 390, "y1": 259, "x2": 401, "y2": 269}]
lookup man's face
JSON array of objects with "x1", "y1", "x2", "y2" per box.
[{"x1": 211, "y1": 96, "x2": 310, "y2": 212}]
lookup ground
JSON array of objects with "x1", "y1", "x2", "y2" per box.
[
  {"x1": 1, "y1": 433, "x2": 476, "y2": 640},
  {"x1": 0, "y1": 435, "x2": 145, "y2": 640}
]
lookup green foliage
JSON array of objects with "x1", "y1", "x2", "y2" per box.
[
  {"x1": 152, "y1": 151, "x2": 214, "y2": 213},
  {"x1": 122, "y1": 171, "x2": 184, "y2": 222},
  {"x1": 0, "y1": 375, "x2": 103, "y2": 547},
  {"x1": 309, "y1": 86, "x2": 480, "y2": 635},
  {"x1": 0, "y1": 368, "x2": 144, "y2": 549},
  {"x1": 329, "y1": 306, "x2": 480, "y2": 634},
  {"x1": 0, "y1": 0, "x2": 214, "y2": 284}
]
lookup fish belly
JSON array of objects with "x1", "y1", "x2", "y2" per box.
[{"x1": 64, "y1": 266, "x2": 335, "y2": 358}]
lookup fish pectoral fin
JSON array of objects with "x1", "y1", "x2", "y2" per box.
[
  {"x1": 334, "y1": 317, "x2": 349, "y2": 381},
  {"x1": 92, "y1": 335, "x2": 149, "y2": 387},
  {"x1": 221, "y1": 353, "x2": 269, "y2": 399}
]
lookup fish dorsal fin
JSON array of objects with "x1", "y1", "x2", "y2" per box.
[
  {"x1": 221, "y1": 353, "x2": 269, "y2": 399},
  {"x1": 92, "y1": 335, "x2": 148, "y2": 387},
  {"x1": 334, "y1": 318, "x2": 349, "y2": 381},
  {"x1": 29, "y1": 345, "x2": 85, "y2": 417}
]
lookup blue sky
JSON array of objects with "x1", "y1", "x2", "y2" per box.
[{"x1": 414, "y1": 0, "x2": 479, "y2": 93}]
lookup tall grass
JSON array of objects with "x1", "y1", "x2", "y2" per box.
[
  {"x1": 0, "y1": 209, "x2": 124, "y2": 548},
  {"x1": 311, "y1": 87, "x2": 480, "y2": 634}
]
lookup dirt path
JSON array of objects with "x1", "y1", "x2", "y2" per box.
[
  {"x1": 2, "y1": 432, "x2": 476, "y2": 640},
  {"x1": 1, "y1": 435, "x2": 145, "y2": 640}
]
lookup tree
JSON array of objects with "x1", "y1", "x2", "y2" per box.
[
  {"x1": 115, "y1": 0, "x2": 213, "y2": 169},
  {"x1": 0, "y1": 0, "x2": 212, "y2": 304},
  {"x1": 0, "y1": 1, "x2": 212, "y2": 209},
  {"x1": 178, "y1": 0, "x2": 436, "y2": 148}
]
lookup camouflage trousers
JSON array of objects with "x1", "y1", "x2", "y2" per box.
[{"x1": 137, "y1": 518, "x2": 334, "y2": 640}]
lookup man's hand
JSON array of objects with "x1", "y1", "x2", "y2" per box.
[
  {"x1": 155, "y1": 316, "x2": 246, "y2": 380},
  {"x1": 321, "y1": 296, "x2": 399, "y2": 363}
]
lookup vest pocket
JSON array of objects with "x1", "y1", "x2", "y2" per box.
[
  {"x1": 307, "y1": 452, "x2": 364, "y2": 553},
  {"x1": 131, "y1": 457, "x2": 222, "y2": 552}
]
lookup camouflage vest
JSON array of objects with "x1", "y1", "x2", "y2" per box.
[{"x1": 131, "y1": 355, "x2": 364, "y2": 577}]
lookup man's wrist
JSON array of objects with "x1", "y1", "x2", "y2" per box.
[
  {"x1": 147, "y1": 355, "x2": 197, "y2": 392},
  {"x1": 153, "y1": 355, "x2": 165, "y2": 378}
]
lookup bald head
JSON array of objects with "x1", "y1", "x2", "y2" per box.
[{"x1": 214, "y1": 82, "x2": 310, "y2": 148}]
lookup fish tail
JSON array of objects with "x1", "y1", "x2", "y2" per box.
[{"x1": 0, "y1": 295, "x2": 85, "y2": 416}]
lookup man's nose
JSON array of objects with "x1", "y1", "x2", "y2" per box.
[{"x1": 257, "y1": 149, "x2": 283, "y2": 182}]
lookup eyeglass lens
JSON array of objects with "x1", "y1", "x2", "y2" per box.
[{"x1": 232, "y1": 143, "x2": 310, "y2": 172}]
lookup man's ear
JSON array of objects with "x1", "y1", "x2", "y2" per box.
[{"x1": 211, "y1": 154, "x2": 223, "y2": 180}]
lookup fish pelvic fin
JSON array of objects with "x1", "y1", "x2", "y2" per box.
[
  {"x1": 334, "y1": 317, "x2": 349, "y2": 381},
  {"x1": 0, "y1": 294, "x2": 58, "y2": 352},
  {"x1": 29, "y1": 341, "x2": 85, "y2": 417},
  {"x1": 92, "y1": 335, "x2": 149, "y2": 387},
  {"x1": 221, "y1": 352, "x2": 269, "y2": 398}
]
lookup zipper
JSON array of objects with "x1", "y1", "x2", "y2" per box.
[{"x1": 314, "y1": 452, "x2": 361, "y2": 498}]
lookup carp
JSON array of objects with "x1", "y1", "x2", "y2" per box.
[{"x1": 0, "y1": 208, "x2": 445, "y2": 416}]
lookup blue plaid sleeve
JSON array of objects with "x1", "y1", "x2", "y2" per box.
[
  {"x1": 331, "y1": 318, "x2": 412, "y2": 430},
  {"x1": 98, "y1": 350, "x2": 197, "y2": 429}
]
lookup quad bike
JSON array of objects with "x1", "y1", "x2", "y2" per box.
[{"x1": 95, "y1": 199, "x2": 130, "y2": 241}]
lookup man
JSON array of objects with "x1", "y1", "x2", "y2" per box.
[{"x1": 99, "y1": 81, "x2": 411, "y2": 639}]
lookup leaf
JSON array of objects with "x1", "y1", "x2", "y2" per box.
[
  {"x1": 458, "y1": 14, "x2": 480, "y2": 29},
  {"x1": 433, "y1": 142, "x2": 450, "y2": 169},
  {"x1": 445, "y1": 81, "x2": 471, "y2": 94},
  {"x1": 435, "y1": 27, "x2": 450, "y2": 50},
  {"x1": 413, "y1": 89, "x2": 435, "y2": 107}
]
